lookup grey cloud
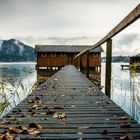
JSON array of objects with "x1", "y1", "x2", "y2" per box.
[
  {"x1": 16, "y1": 36, "x2": 97, "y2": 47},
  {"x1": 118, "y1": 34, "x2": 138, "y2": 46}
]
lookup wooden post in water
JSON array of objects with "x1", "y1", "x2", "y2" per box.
[
  {"x1": 86, "y1": 51, "x2": 89, "y2": 78},
  {"x1": 105, "y1": 39, "x2": 112, "y2": 98}
]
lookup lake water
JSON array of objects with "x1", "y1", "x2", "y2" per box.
[
  {"x1": 0, "y1": 62, "x2": 37, "y2": 116},
  {"x1": 102, "y1": 63, "x2": 140, "y2": 123},
  {"x1": 0, "y1": 62, "x2": 140, "y2": 123}
]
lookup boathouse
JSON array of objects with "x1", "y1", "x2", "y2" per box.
[{"x1": 35, "y1": 45, "x2": 103, "y2": 70}]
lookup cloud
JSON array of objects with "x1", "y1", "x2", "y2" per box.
[
  {"x1": 15, "y1": 36, "x2": 99, "y2": 47},
  {"x1": 118, "y1": 34, "x2": 138, "y2": 46},
  {"x1": 113, "y1": 33, "x2": 140, "y2": 56}
]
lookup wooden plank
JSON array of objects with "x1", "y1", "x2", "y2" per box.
[{"x1": 0, "y1": 65, "x2": 140, "y2": 139}]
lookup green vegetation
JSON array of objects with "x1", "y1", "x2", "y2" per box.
[
  {"x1": 0, "y1": 80, "x2": 36, "y2": 115},
  {"x1": 102, "y1": 56, "x2": 130, "y2": 62}
]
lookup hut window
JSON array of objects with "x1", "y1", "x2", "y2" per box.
[
  {"x1": 61, "y1": 53, "x2": 66, "y2": 57},
  {"x1": 93, "y1": 53, "x2": 98, "y2": 57},
  {"x1": 51, "y1": 53, "x2": 56, "y2": 57},
  {"x1": 84, "y1": 54, "x2": 87, "y2": 57},
  {"x1": 41, "y1": 52, "x2": 46, "y2": 57}
]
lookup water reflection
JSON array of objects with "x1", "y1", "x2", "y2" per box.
[
  {"x1": 0, "y1": 62, "x2": 37, "y2": 116},
  {"x1": 0, "y1": 62, "x2": 36, "y2": 83},
  {"x1": 101, "y1": 63, "x2": 140, "y2": 123}
]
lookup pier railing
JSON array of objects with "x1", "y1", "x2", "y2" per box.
[{"x1": 74, "y1": 4, "x2": 140, "y2": 97}]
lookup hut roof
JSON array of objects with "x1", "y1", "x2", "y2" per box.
[{"x1": 35, "y1": 45, "x2": 103, "y2": 53}]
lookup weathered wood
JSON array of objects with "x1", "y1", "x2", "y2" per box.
[
  {"x1": 80, "y1": 55, "x2": 83, "y2": 72},
  {"x1": 86, "y1": 51, "x2": 89, "y2": 78},
  {"x1": 0, "y1": 65, "x2": 140, "y2": 139},
  {"x1": 105, "y1": 39, "x2": 112, "y2": 97}
]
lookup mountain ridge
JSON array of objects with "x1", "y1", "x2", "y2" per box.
[{"x1": 0, "y1": 39, "x2": 36, "y2": 62}]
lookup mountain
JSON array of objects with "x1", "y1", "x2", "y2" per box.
[{"x1": 0, "y1": 39, "x2": 36, "y2": 62}]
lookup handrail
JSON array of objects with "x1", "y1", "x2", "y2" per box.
[{"x1": 74, "y1": 4, "x2": 140, "y2": 59}]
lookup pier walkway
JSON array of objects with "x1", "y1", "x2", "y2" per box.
[{"x1": 1, "y1": 65, "x2": 140, "y2": 139}]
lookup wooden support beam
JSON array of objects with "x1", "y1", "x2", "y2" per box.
[
  {"x1": 105, "y1": 39, "x2": 112, "y2": 98},
  {"x1": 86, "y1": 51, "x2": 89, "y2": 78},
  {"x1": 80, "y1": 55, "x2": 83, "y2": 72}
]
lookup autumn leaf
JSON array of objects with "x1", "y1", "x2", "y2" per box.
[
  {"x1": 4, "y1": 132, "x2": 15, "y2": 140},
  {"x1": 119, "y1": 116, "x2": 129, "y2": 120},
  {"x1": 29, "y1": 130, "x2": 40, "y2": 136},
  {"x1": 29, "y1": 110, "x2": 38, "y2": 116},
  {"x1": 43, "y1": 105, "x2": 48, "y2": 109},
  {"x1": 32, "y1": 104, "x2": 40, "y2": 110},
  {"x1": 34, "y1": 96, "x2": 40, "y2": 100},
  {"x1": 78, "y1": 125, "x2": 90, "y2": 129},
  {"x1": 27, "y1": 99, "x2": 34, "y2": 104},
  {"x1": 46, "y1": 109, "x2": 55, "y2": 115},
  {"x1": 1, "y1": 120, "x2": 10, "y2": 124},
  {"x1": 120, "y1": 135, "x2": 129, "y2": 140},
  {"x1": 54, "y1": 106, "x2": 65, "y2": 109},
  {"x1": 29, "y1": 123, "x2": 42, "y2": 129},
  {"x1": 120, "y1": 123, "x2": 131, "y2": 128},
  {"x1": 9, "y1": 127, "x2": 23, "y2": 134},
  {"x1": 57, "y1": 112, "x2": 66, "y2": 119},
  {"x1": 101, "y1": 129, "x2": 108, "y2": 135}
]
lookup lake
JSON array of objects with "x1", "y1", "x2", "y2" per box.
[{"x1": 0, "y1": 62, "x2": 140, "y2": 123}]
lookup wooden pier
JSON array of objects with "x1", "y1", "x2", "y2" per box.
[
  {"x1": 0, "y1": 65, "x2": 140, "y2": 139},
  {"x1": 121, "y1": 64, "x2": 130, "y2": 70}
]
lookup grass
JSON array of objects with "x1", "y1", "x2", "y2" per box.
[{"x1": 0, "y1": 79, "x2": 36, "y2": 115}]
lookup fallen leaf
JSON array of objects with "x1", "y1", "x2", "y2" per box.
[
  {"x1": 1, "y1": 120, "x2": 10, "y2": 124},
  {"x1": 101, "y1": 129, "x2": 108, "y2": 134},
  {"x1": 34, "y1": 97, "x2": 40, "y2": 100},
  {"x1": 119, "y1": 116, "x2": 129, "y2": 120},
  {"x1": 32, "y1": 104, "x2": 40, "y2": 110},
  {"x1": 78, "y1": 126, "x2": 90, "y2": 129},
  {"x1": 106, "y1": 101, "x2": 111, "y2": 104},
  {"x1": 58, "y1": 112, "x2": 66, "y2": 119},
  {"x1": 77, "y1": 132, "x2": 83, "y2": 135},
  {"x1": 0, "y1": 135, "x2": 5, "y2": 140},
  {"x1": 4, "y1": 132, "x2": 14, "y2": 140},
  {"x1": 54, "y1": 106, "x2": 65, "y2": 109},
  {"x1": 53, "y1": 113, "x2": 58, "y2": 118},
  {"x1": 29, "y1": 130, "x2": 40, "y2": 136},
  {"x1": 9, "y1": 127, "x2": 23, "y2": 134},
  {"x1": 120, "y1": 123, "x2": 131, "y2": 128},
  {"x1": 29, "y1": 123, "x2": 42, "y2": 129},
  {"x1": 120, "y1": 135, "x2": 129, "y2": 140},
  {"x1": 29, "y1": 111, "x2": 37, "y2": 116},
  {"x1": 28, "y1": 99, "x2": 34, "y2": 104},
  {"x1": 10, "y1": 117, "x2": 16, "y2": 121},
  {"x1": 43, "y1": 105, "x2": 48, "y2": 109},
  {"x1": 46, "y1": 109, "x2": 55, "y2": 115},
  {"x1": 105, "y1": 118, "x2": 110, "y2": 121}
]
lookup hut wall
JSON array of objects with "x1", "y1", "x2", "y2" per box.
[{"x1": 37, "y1": 52, "x2": 101, "y2": 68}]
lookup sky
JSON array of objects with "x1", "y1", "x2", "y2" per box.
[{"x1": 0, "y1": 0, "x2": 139, "y2": 56}]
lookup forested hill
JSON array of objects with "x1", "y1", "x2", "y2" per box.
[{"x1": 0, "y1": 39, "x2": 36, "y2": 62}]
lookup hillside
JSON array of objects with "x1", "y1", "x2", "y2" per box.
[{"x1": 0, "y1": 39, "x2": 36, "y2": 62}]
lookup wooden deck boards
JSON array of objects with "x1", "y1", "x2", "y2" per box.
[{"x1": 0, "y1": 65, "x2": 140, "y2": 139}]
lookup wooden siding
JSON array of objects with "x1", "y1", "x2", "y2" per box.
[{"x1": 37, "y1": 52, "x2": 101, "y2": 68}]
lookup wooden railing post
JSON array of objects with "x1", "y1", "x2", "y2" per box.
[
  {"x1": 86, "y1": 51, "x2": 89, "y2": 78},
  {"x1": 105, "y1": 39, "x2": 112, "y2": 98},
  {"x1": 80, "y1": 55, "x2": 83, "y2": 72}
]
